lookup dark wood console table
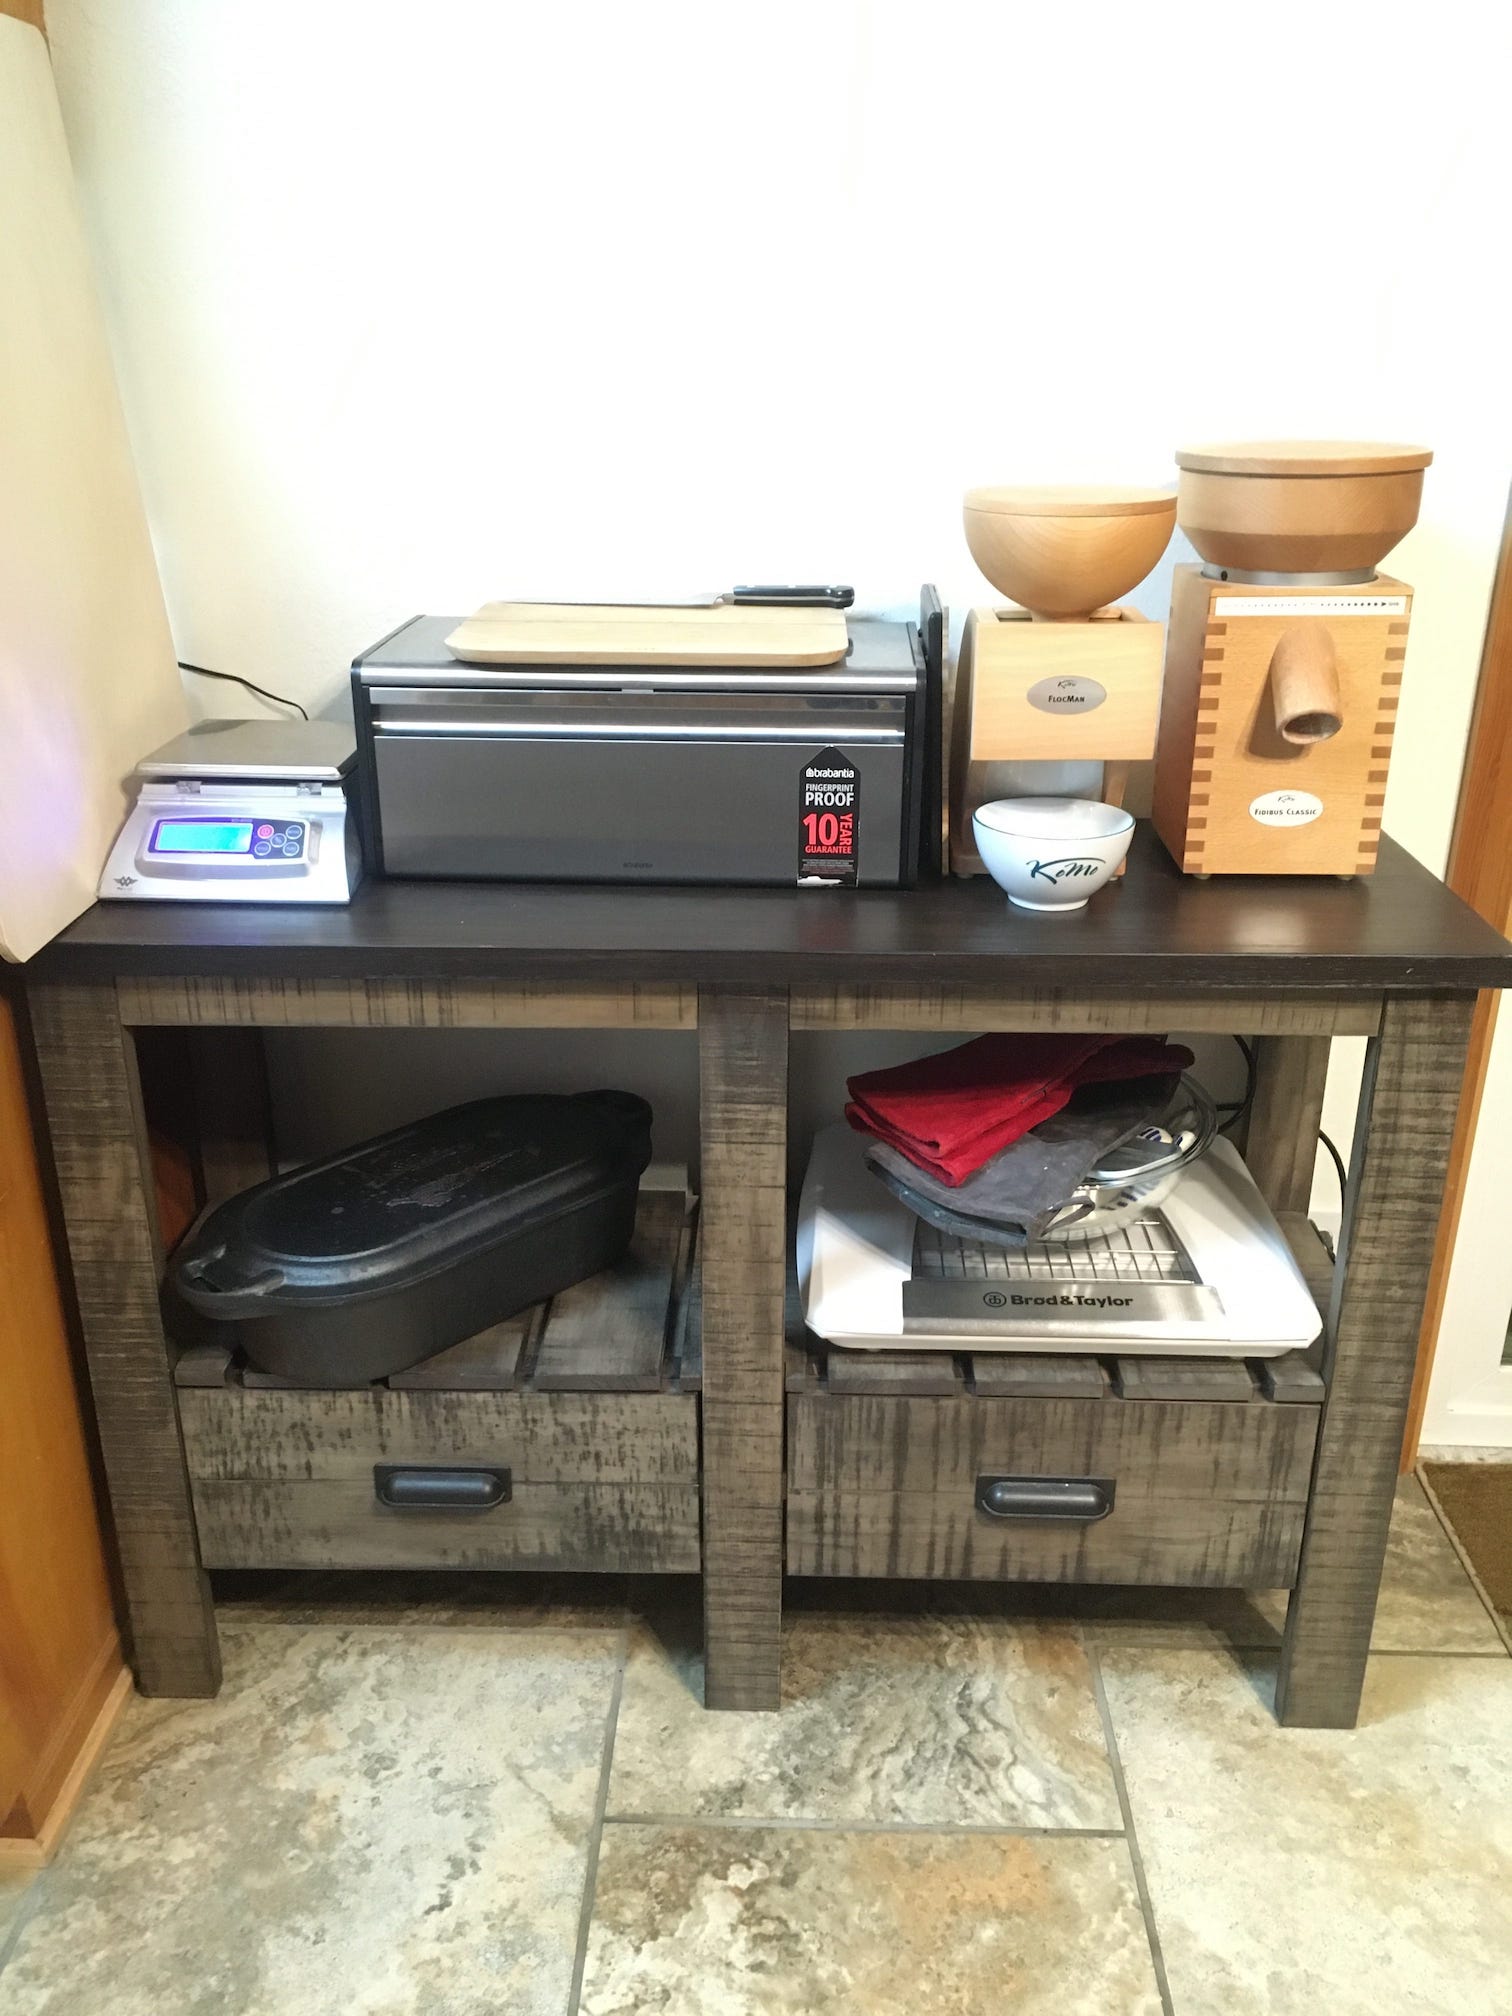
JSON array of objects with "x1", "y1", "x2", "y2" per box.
[{"x1": 25, "y1": 829, "x2": 1512, "y2": 1728}]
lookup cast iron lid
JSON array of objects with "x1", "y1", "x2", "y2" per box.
[{"x1": 173, "y1": 1091, "x2": 651, "y2": 1309}]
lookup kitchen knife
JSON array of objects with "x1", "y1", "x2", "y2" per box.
[{"x1": 496, "y1": 586, "x2": 855, "y2": 609}]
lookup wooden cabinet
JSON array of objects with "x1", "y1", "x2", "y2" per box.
[
  {"x1": 24, "y1": 842, "x2": 1512, "y2": 1729},
  {"x1": 0, "y1": 992, "x2": 126, "y2": 1864}
]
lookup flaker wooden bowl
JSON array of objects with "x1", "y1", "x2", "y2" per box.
[{"x1": 963, "y1": 486, "x2": 1177, "y2": 618}]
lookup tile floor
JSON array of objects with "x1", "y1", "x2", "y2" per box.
[{"x1": 1, "y1": 1474, "x2": 1507, "y2": 2016}]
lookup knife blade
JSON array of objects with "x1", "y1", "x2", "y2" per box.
[{"x1": 489, "y1": 585, "x2": 854, "y2": 610}]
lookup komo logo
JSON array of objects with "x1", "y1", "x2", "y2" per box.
[{"x1": 1028, "y1": 856, "x2": 1103, "y2": 884}]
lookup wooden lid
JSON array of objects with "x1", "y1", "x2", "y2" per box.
[
  {"x1": 1176, "y1": 441, "x2": 1433, "y2": 476},
  {"x1": 963, "y1": 485, "x2": 1176, "y2": 518}
]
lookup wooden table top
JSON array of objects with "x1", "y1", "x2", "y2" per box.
[{"x1": 27, "y1": 829, "x2": 1512, "y2": 992}]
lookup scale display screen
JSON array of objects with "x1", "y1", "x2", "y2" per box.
[{"x1": 149, "y1": 819, "x2": 255, "y2": 855}]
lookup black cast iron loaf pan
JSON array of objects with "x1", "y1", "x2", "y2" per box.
[{"x1": 170, "y1": 1091, "x2": 653, "y2": 1383}]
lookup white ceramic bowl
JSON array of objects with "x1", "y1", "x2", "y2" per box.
[{"x1": 972, "y1": 797, "x2": 1134, "y2": 913}]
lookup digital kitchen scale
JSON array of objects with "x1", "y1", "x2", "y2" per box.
[
  {"x1": 99, "y1": 719, "x2": 361, "y2": 904},
  {"x1": 797, "y1": 1124, "x2": 1323, "y2": 1359}
]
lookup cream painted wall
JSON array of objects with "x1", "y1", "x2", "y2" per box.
[{"x1": 45, "y1": 0, "x2": 1512, "y2": 1207}]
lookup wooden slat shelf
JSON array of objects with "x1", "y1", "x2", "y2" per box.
[
  {"x1": 175, "y1": 1191, "x2": 1333, "y2": 1413},
  {"x1": 789, "y1": 1345, "x2": 1325, "y2": 1405}
]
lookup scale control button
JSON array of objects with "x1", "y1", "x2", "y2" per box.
[
  {"x1": 282, "y1": 840, "x2": 299, "y2": 856},
  {"x1": 257, "y1": 823, "x2": 274, "y2": 839},
  {"x1": 253, "y1": 841, "x2": 271, "y2": 857}
]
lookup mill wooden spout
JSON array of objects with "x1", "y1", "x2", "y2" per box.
[{"x1": 1270, "y1": 622, "x2": 1343, "y2": 745}]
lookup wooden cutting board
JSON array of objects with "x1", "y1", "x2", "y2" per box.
[
  {"x1": 0, "y1": 18, "x2": 188, "y2": 961},
  {"x1": 446, "y1": 601, "x2": 849, "y2": 668}
]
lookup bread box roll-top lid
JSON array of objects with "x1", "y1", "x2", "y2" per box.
[
  {"x1": 172, "y1": 1091, "x2": 652, "y2": 1311},
  {"x1": 1175, "y1": 442, "x2": 1433, "y2": 476}
]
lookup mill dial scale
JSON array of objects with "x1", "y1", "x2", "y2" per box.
[{"x1": 99, "y1": 718, "x2": 361, "y2": 904}]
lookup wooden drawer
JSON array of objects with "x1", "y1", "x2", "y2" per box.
[
  {"x1": 181, "y1": 1387, "x2": 700, "y2": 1574},
  {"x1": 787, "y1": 1391, "x2": 1320, "y2": 1587}
]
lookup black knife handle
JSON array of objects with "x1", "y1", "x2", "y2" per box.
[{"x1": 732, "y1": 585, "x2": 854, "y2": 608}]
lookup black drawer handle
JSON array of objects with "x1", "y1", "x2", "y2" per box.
[
  {"x1": 374, "y1": 1464, "x2": 511, "y2": 1511},
  {"x1": 975, "y1": 1475, "x2": 1115, "y2": 1523}
]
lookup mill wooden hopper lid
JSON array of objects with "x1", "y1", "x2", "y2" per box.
[
  {"x1": 965, "y1": 485, "x2": 1176, "y2": 517},
  {"x1": 1176, "y1": 442, "x2": 1433, "y2": 477}
]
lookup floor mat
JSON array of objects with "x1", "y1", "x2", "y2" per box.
[{"x1": 1420, "y1": 1463, "x2": 1512, "y2": 1645}]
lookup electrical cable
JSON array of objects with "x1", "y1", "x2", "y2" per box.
[
  {"x1": 1217, "y1": 1033, "x2": 1255, "y2": 1134},
  {"x1": 178, "y1": 661, "x2": 308, "y2": 721},
  {"x1": 1319, "y1": 1128, "x2": 1348, "y2": 1211}
]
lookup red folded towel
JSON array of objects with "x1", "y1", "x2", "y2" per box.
[{"x1": 844, "y1": 1032, "x2": 1194, "y2": 1186}]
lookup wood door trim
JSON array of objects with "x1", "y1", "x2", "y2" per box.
[
  {"x1": 0, "y1": 1666, "x2": 130, "y2": 1869},
  {"x1": 1403, "y1": 484, "x2": 1512, "y2": 1463}
]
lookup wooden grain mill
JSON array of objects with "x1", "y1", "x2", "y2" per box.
[{"x1": 1152, "y1": 441, "x2": 1432, "y2": 878}]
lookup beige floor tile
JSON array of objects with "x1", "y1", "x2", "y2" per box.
[
  {"x1": 209, "y1": 1565, "x2": 635, "y2": 1631},
  {"x1": 0, "y1": 1624, "x2": 621, "y2": 2016},
  {"x1": 581, "y1": 1823, "x2": 1161, "y2": 2016},
  {"x1": 1076, "y1": 1474, "x2": 1504, "y2": 1655},
  {"x1": 1250, "y1": 1473, "x2": 1504, "y2": 1654},
  {"x1": 0, "y1": 1873, "x2": 37, "y2": 1957},
  {"x1": 1100, "y1": 1646, "x2": 1512, "y2": 2016},
  {"x1": 609, "y1": 1608, "x2": 1120, "y2": 1828}
]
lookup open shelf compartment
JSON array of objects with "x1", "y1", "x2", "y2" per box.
[{"x1": 172, "y1": 1189, "x2": 702, "y2": 1575}]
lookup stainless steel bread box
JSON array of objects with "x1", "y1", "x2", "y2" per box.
[{"x1": 350, "y1": 592, "x2": 942, "y2": 887}]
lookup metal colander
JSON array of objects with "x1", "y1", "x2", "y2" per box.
[{"x1": 1033, "y1": 1074, "x2": 1218, "y2": 1240}]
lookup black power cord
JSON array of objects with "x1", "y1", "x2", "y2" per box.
[
  {"x1": 1216, "y1": 1034, "x2": 1255, "y2": 1135},
  {"x1": 1319, "y1": 1128, "x2": 1348, "y2": 1209},
  {"x1": 178, "y1": 661, "x2": 308, "y2": 721},
  {"x1": 1218, "y1": 1031, "x2": 1346, "y2": 1208}
]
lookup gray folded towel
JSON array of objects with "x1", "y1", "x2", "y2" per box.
[
  {"x1": 876, "y1": 1174, "x2": 1032, "y2": 1250},
  {"x1": 864, "y1": 1077, "x2": 1177, "y2": 1242}
]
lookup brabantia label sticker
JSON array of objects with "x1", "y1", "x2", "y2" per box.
[
  {"x1": 799, "y1": 747, "x2": 860, "y2": 886},
  {"x1": 1250, "y1": 789, "x2": 1324, "y2": 827}
]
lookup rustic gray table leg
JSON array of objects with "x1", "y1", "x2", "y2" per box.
[
  {"x1": 29, "y1": 981, "x2": 220, "y2": 1697},
  {"x1": 698, "y1": 986, "x2": 788, "y2": 1711},
  {"x1": 1277, "y1": 992, "x2": 1474, "y2": 1727},
  {"x1": 1243, "y1": 1033, "x2": 1333, "y2": 1216}
]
